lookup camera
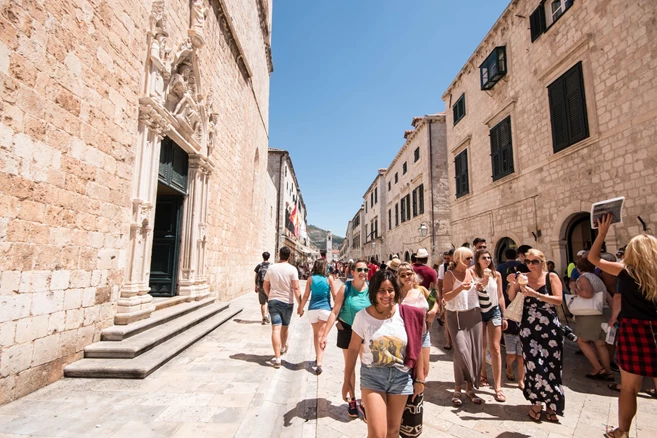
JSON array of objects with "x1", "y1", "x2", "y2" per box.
[{"x1": 561, "y1": 325, "x2": 578, "y2": 343}]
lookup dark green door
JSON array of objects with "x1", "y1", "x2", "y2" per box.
[{"x1": 149, "y1": 196, "x2": 183, "y2": 296}]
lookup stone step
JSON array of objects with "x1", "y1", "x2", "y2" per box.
[
  {"x1": 64, "y1": 306, "x2": 242, "y2": 379},
  {"x1": 86, "y1": 301, "x2": 230, "y2": 358},
  {"x1": 101, "y1": 297, "x2": 215, "y2": 341},
  {"x1": 153, "y1": 296, "x2": 189, "y2": 311}
]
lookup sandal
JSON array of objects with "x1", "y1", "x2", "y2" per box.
[
  {"x1": 645, "y1": 388, "x2": 657, "y2": 398},
  {"x1": 608, "y1": 383, "x2": 621, "y2": 392},
  {"x1": 465, "y1": 390, "x2": 484, "y2": 405},
  {"x1": 604, "y1": 427, "x2": 629, "y2": 438},
  {"x1": 444, "y1": 344, "x2": 452, "y2": 350},
  {"x1": 544, "y1": 410, "x2": 560, "y2": 423},
  {"x1": 505, "y1": 368, "x2": 515, "y2": 381},
  {"x1": 587, "y1": 369, "x2": 615, "y2": 381},
  {"x1": 451, "y1": 391, "x2": 463, "y2": 407},
  {"x1": 528, "y1": 406, "x2": 542, "y2": 423},
  {"x1": 494, "y1": 390, "x2": 506, "y2": 402},
  {"x1": 480, "y1": 376, "x2": 490, "y2": 387}
]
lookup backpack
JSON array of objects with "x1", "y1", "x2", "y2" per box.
[{"x1": 257, "y1": 262, "x2": 270, "y2": 286}]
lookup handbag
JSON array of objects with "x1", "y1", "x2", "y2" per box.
[
  {"x1": 400, "y1": 392, "x2": 423, "y2": 438},
  {"x1": 566, "y1": 292, "x2": 604, "y2": 315},
  {"x1": 504, "y1": 290, "x2": 525, "y2": 323}
]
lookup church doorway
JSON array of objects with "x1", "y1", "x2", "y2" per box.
[
  {"x1": 149, "y1": 137, "x2": 188, "y2": 297},
  {"x1": 565, "y1": 213, "x2": 596, "y2": 265}
]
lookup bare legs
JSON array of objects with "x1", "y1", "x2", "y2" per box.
[
  {"x1": 616, "y1": 369, "x2": 643, "y2": 432},
  {"x1": 578, "y1": 338, "x2": 612, "y2": 374},
  {"x1": 361, "y1": 389, "x2": 408, "y2": 438},
  {"x1": 487, "y1": 322, "x2": 503, "y2": 393},
  {"x1": 271, "y1": 325, "x2": 289, "y2": 360},
  {"x1": 311, "y1": 320, "x2": 327, "y2": 366},
  {"x1": 342, "y1": 349, "x2": 356, "y2": 400},
  {"x1": 506, "y1": 353, "x2": 525, "y2": 389}
]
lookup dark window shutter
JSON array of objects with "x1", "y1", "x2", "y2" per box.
[
  {"x1": 419, "y1": 184, "x2": 424, "y2": 214},
  {"x1": 412, "y1": 189, "x2": 417, "y2": 217},
  {"x1": 564, "y1": 63, "x2": 589, "y2": 144},
  {"x1": 548, "y1": 76, "x2": 569, "y2": 152},
  {"x1": 490, "y1": 124, "x2": 501, "y2": 179},
  {"x1": 500, "y1": 117, "x2": 513, "y2": 175},
  {"x1": 388, "y1": 209, "x2": 391, "y2": 230},
  {"x1": 401, "y1": 199, "x2": 405, "y2": 222},
  {"x1": 530, "y1": 5, "x2": 546, "y2": 42},
  {"x1": 395, "y1": 203, "x2": 399, "y2": 226},
  {"x1": 455, "y1": 150, "x2": 469, "y2": 198}
]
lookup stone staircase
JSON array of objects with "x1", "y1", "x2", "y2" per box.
[{"x1": 64, "y1": 297, "x2": 242, "y2": 379}]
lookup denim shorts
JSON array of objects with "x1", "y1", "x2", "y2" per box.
[
  {"x1": 422, "y1": 330, "x2": 431, "y2": 348},
  {"x1": 360, "y1": 366, "x2": 413, "y2": 395},
  {"x1": 481, "y1": 305, "x2": 502, "y2": 326},
  {"x1": 268, "y1": 300, "x2": 294, "y2": 326}
]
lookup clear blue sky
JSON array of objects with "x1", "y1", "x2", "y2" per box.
[{"x1": 269, "y1": 1, "x2": 510, "y2": 238}]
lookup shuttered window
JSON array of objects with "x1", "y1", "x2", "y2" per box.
[
  {"x1": 548, "y1": 62, "x2": 589, "y2": 153},
  {"x1": 530, "y1": 4, "x2": 546, "y2": 42},
  {"x1": 490, "y1": 116, "x2": 514, "y2": 181},
  {"x1": 412, "y1": 190, "x2": 418, "y2": 217},
  {"x1": 159, "y1": 137, "x2": 188, "y2": 194},
  {"x1": 418, "y1": 184, "x2": 424, "y2": 214},
  {"x1": 454, "y1": 150, "x2": 469, "y2": 198},
  {"x1": 388, "y1": 209, "x2": 392, "y2": 230},
  {"x1": 395, "y1": 203, "x2": 399, "y2": 226},
  {"x1": 453, "y1": 94, "x2": 466, "y2": 125},
  {"x1": 400, "y1": 199, "x2": 406, "y2": 223}
]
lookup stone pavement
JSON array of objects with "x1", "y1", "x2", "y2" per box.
[{"x1": 0, "y1": 283, "x2": 656, "y2": 437}]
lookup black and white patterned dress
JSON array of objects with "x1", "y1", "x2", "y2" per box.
[{"x1": 519, "y1": 283, "x2": 565, "y2": 415}]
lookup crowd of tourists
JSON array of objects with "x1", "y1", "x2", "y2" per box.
[{"x1": 253, "y1": 214, "x2": 657, "y2": 438}]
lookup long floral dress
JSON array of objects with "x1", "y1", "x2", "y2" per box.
[{"x1": 519, "y1": 283, "x2": 565, "y2": 415}]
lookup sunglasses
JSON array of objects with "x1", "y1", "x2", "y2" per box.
[
  {"x1": 398, "y1": 273, "x2": 413, "y2": 279},
  {"x1": 356, "y1": 267, "x2": 369, "y2": 273},
  {"x1": 476, "y1": 246, "x2": 487, "y2": 250},
  {"x1": 465, "y1": 257, "x2": 473, "y2": 261},
  {"x1": 481, "y1": 256, "x2": 491, "y2": 260},
  {"x1": 525, "y1": 259, "x2": 541, "y2": 265}
]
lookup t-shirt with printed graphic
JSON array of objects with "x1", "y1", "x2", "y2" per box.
[{"x1": 351, "y1": 307, "x2": 409, "y2": 372}]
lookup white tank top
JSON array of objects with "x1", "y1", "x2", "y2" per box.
[{"x1": 445, "y1": 273, "x2": 480, "y2": 312}]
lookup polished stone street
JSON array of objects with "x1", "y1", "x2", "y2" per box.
[{"x1": 0, "y1": 282, "x2": 656, "y2": 437}]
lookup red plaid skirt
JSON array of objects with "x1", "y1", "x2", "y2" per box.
[{"x1": 617, "y1": 318, "x2": 657, "y2": 377}]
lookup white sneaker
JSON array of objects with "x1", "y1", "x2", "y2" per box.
[{"x1": 264, "y1": 314, "x2": 271, "y2": 324}]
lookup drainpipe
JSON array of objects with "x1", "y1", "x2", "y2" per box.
[
  {"x1": 275, "y1": 153, "x2": 284, "y2": 256},
  {"x1": 428, "y1": 118, "x2": 436, "y2": 256}
]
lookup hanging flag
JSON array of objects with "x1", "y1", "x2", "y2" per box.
[
  {"x1": 293, "y1": 202, "x2": 300, "y2": 237},
  {"x1": 289, "y1": 203, "x2": 298, "y2": 236}
]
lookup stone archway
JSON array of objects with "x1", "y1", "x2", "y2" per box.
[{"x1": 115, "y1": 0, "x2": 214, "y2": 325}]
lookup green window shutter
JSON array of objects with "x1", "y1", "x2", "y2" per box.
[
  {"x1": 419, "y1": 184, "x2": 425, "y2": 214},
  {"x1": 564, "y1": 63, "x2": 589, "y2": 145},
  {"x1": 530, "y1": 5, "x2": 546, "y2": 42},
  {"x1": 412, "y1": 189, "x2": 418, "y2": 217},
  {"x1": 158, "y1": 137, "x2": 188, "y2": 194},
  {"x1": 548, "y1": 76, "x2": 569, "y2": 152}
]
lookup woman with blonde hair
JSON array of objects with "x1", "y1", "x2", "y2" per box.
[
  {"x1": 588, "y1": 214, "x2": 657, "y2": 438},
  {"x1": 507, "y1": 248, "x2": 564, "y2": 423},
  {"x1": 443, "y1": 247, "x2": 484, "y2": 406}
]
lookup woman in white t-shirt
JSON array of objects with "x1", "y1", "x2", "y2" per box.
[
  {"x1": 443, "y1": 247, "x2": 484, "y2": 407},
  {"x1": 344, "y1": 270, "x2": 424, "y2": 438}
]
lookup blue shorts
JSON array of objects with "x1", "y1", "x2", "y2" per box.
[
  {"x1": 481, "y1": 305, "x2": 502, "y2": 327},
  {"x1": 360, "y1": 366, "x2": 413, "y2": 395},
  {"x1": 268, "y1": 300, "x2": 294, "y2": 326},
  {"x1": 422, "y1": 330, "x2": 431, "y2": 348}
]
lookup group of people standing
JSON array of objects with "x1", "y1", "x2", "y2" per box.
[{"x1": 253, "y1": 214, "x2": 657, "y2": 438}]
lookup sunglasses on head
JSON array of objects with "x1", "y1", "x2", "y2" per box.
[
  {"x1": 356, "y1": 267, "x2": 369, "y2": 273},
  {"x1": 525, "y1": 259, "x2": 541, "y2": 265}
]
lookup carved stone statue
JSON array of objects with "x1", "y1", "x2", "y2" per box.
[
  {"x1": 148, "y1": 29, "x2": 171, "y2": 102},
  {"x1": 189, "y1": 0, "x2": 208, "y2": 47}
]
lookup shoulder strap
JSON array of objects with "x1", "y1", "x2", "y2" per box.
[{"x1": 545, "y1": 272, "x2": 552, "y2": 296}]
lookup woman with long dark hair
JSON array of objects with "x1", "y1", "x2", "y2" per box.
[{"x1": 588, "y1": 214, "x2": 657, "y2": 438}]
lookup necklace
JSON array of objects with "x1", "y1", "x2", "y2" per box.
[{"x1": 374, "y1": 305, "x2": 394, "y2": 318}]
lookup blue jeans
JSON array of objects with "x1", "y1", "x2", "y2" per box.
[
  {"x1": 268, "y1": 300, "x2": 294, "y2": 326},
  {"x1": 360, "y1": 366, "x2": 413, "y2": 395}
]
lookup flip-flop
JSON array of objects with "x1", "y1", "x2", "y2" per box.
[
  {"x1": 466, "y1": 390, "x2": 484, "y2": 405},
  {"x1": 544, "y1": 411, "x2": 560, "y2": 423},
  {"x1": 494, "y1": 390, "x2": 506, "y2": 402},
  {"x1": 505, "y1": 369, "x2": 515, "y2": 381},
  {"x1": 444, "y1": 344, "x2": 452, "y2": 350},
  {"x1": 528, "y1": 407, "x2": 542, "y2": 423},
  {"x1": 608, "y1": 383, "x2": 621, "y2": 392},
  {"x1": 480, "y1": 376, "x2": 490, "y2": 387},
  {"x1": 645, "y1": 388, "x2": 657, "y2": 398},
  {"x1": 604, "y1": 427, "x2": 629, "y2": 438}
]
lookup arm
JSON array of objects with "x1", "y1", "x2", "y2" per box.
[
  {"x1": 319, "y1": 284, "x2": 346, "y2": 350},
  {"x1": 412, "y1": 355, "x2": 425, "y2": 402},
  {"x1": 342, "y1": 330, "x2": 363, "y2": 402},
  {"x1": 574, "y1": 276, "x2": 594, "y2": 299},
  {"x1": 442, "y1": 270, "x2": 466, "y2": 302},
  {"x1": 254, "y1": 267, "x2": 259, "y2": 293},
  {"x1": 507, "y1": 274, "x2": 519, "y2": 301},
  {"x1": 292, "y1": 280, "x2": 301, "y2": 305},
  {"x1": 522, "y1": 272, "x2": 563, "y2": 305},
  {"x1": 263, "y1": 280, "x2": 271, "y2": 297},
  {"x1": 328, "y1": 276, "x2": 338, "y2": 301},
  {"x1": 588, "y1": 213, "x2": 623, "y2": 276},
  {"x1": 608, "y1": 293, "x2": 622, "y2": 326},
  {"x1": 299, "y1": 277, "x2": 312, "y2": 316},
  {"x1": 495, "y1": 273, "x2": 508, "y2": 330}
]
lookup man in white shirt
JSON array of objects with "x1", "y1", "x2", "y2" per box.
[{"x1": 263, "y1": 246, "x2": 301, "y2": 368}]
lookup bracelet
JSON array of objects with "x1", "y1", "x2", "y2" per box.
[{"x1": 414, "y1": 379, "x2": 425, "y2": 385}]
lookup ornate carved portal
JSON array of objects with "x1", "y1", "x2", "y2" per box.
[{"x1": 115, "y1": 0, "x2": 215, "y2": 325}]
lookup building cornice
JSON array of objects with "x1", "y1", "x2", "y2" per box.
[
  {"x1": 255, "y1": 0, "x2": 274, "y2": 73},
  {"x1": 441, "y1": 0, "x2": 518, "y2": 100},
  {"x1": 387, "y1": 113, "x2": 446, "y2": 174},
  {"x1": 362, "y1": 168, "x2": 387, "y2": 198}
]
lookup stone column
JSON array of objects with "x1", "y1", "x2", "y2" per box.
[{"x1": 178, "y1": 154, "x2": 212, "y2": 300}]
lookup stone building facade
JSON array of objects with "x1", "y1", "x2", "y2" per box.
[
  {"x1": 267, "y1": 148, "x2": 313, "y2": 264},
  {"x1": 442, "y1": 0, "x2": 657, "y2": 268},
  {"x1": 344, "y1": 114, "x2": 451, "y2": 264},
  {"x1": 0, "y1": 0, "x2": 273, "y2": 403},
  {"x1": 383, "y1": 115, "x2": 450, "y2": 263}
]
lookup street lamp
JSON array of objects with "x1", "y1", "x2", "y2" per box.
[{"x1": 418, "y1": 222, "x2": 429, "y2": 237}]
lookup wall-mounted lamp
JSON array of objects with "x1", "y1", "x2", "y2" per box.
[{"x1": 418, "y1": 222, "x2": 429, "y2": 237}]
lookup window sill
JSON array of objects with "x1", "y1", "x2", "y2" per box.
[
  {"x1": 548, "y1": 133, "x2": 599, "y2": 164},
  {"x1": 489, "y1": 172, "x2": 520, "y2": 189}
]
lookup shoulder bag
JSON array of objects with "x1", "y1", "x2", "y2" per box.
[{"x1": 565, "y1": 275, "x2": 604, "y2": 315}]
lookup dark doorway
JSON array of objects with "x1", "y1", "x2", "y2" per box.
[
  {"x1": 150, "y1": 137, "x2": 188, "y2": 297},
  {"x1": 566, "y1": 213, "x2": 597, "y2": 265},
  {"x1": 495, "y1": 237, "x2": 517, "y2": 265}
]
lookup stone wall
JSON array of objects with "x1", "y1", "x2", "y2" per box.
[
  {"x1": 0, "y1": 0, "x2": 272, "y2": 403},
  {"x1": 442, "y1": 0, "x2": 657, "y2": 270}
]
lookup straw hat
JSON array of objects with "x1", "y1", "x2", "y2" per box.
[{"x1": 386, "y1": 258, "x2": 402, "y2": 271}]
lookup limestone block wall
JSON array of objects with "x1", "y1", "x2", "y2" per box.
[
  {"x1": 0, "y1": 0, "x2": 272, "y2": 403},
  {"x1": 443, "y1": 0, "x2": 657, "y2": 270}
]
